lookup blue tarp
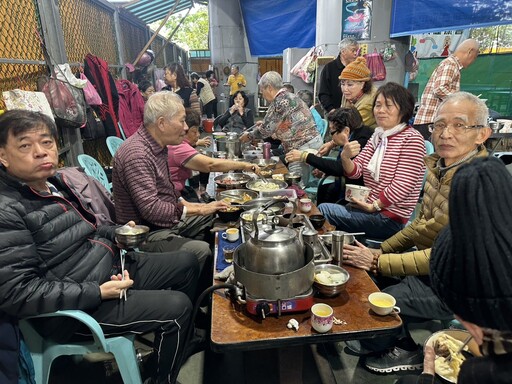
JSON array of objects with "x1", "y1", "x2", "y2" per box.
[
  {"x1": 240, "y1": 0, "x2": 316, "y2": 56},
  {"x1": 391, "y1": 0, "x2": 512, "y2": 37}
]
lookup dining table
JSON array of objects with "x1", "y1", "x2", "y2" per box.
[{"x1": 209, "y1": 176, "x2": 403, "y2": 382}]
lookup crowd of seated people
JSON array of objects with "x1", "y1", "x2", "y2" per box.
[
  {"x1": 2, "y1": 48, "x2": 503, "y2": 384},
  {"x1": 341, "y1": 92, "x2": 492, "y2": 373}
]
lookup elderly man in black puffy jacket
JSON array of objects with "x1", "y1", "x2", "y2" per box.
[{"x1": 0, "y1": 110, "x2": 199, "y2": 384}]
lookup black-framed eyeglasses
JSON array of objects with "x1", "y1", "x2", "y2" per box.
[
  {"x1": 428, "y1": 122, "x2": 485, "y2": 135},
  {"x1": 330, "y1": 130, "x2": 339, "y2": 136}
]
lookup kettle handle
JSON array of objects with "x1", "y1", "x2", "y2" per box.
[{"x1": 252, "y1": 199, "x2": 284, "y2": 239}]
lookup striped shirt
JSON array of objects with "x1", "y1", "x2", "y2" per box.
[
  {"x1": 346, "y1": 126, "x2": 426, "y2": 223},
  {"x1": 112, "y1": 126, "x2": 183, "y2": 228},
  {"x1": 414, "y1": 55, "x2": 462, "y2": 125}
]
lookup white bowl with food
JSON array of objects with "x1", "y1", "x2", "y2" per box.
[{"x1": 425, "y1": 329, "x2": 481, "y2": 383}]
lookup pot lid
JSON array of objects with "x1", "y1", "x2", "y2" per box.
[{"x1": 255, "y1": 224, "x2": 296, "y2": 243}]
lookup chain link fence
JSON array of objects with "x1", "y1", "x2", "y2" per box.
[{"x1": 0, "y1": 0, "x2": 190, "y2": 167}]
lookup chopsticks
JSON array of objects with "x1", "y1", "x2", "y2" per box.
[
  {"x1": 446, "y1": 335, "x2": 472, "y2": 363},
  {"x1": 119, "y1": 249, "x2": 127, "y2": 301}
]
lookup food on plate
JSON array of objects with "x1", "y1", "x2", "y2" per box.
[
  {"x1": 221, "y1": 193, "x2": 254, "y2": 205},
  {"x1": 315, "y1": 270, "x2": 346, "y2": 286},
  {"x1": 216, "y1": 177, "x2": 240, "y2": 185},
  {"x1": 433, "y1": 333, "x2": 469, "y2": 381},
  {"x1": 272, "y1": 174, "x2": 284, "y2": 181},
  {"x1": 250, "y1": 181, "x2": 280, "y2": 191},
  {"x1": 241, "y1": 212, "x2": 266, "y2": 222}
]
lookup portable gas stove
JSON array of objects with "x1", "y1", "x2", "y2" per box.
[{"x1": 244, "y1": 288, "x2": 314, "y2": 318}]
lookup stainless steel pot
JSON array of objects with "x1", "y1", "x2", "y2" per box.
[
  {"x1": 234, "y1": 243, "x2": 315, "y2": 300},
  {"x1": 221, "y1": 132, "x2": 241, "y2": 159}
]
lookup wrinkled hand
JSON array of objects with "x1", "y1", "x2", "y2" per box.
[
  {"x1": 245, "y1": 164, "x2": 261, "y2": 175},
  {"x1": 342, "y1": 240, "x2": 376, "y2": 270},
  {"x1": 341, "y1": 140, "x2": 361, "y2": 160},
  {"x1": 422, "y1": 345, "x2": 436, "y2": 376},
  {"x1": 203, "y1": 200, "x2": 230, "y2": 215},
  {"x1": 285, "y1": 149, "x2": 303, "y2": 163},
  {"x1": 312, "y1": 169, "x2": 324, "y2": 179},
  {"x1": 239, "y1": 132, "x2": 251, "y2": 143},
  {"x1": 349, "y1": 197, "x2": 373, "y2": 212},
  {"x1": 197, "y1": 137, "x2": 212, "y2": 147},
  {"x1": 100, "y1": 270, "x2": 133, "y2": 300},
  {"x1": 317, "y1": 141, "x2": 334, "y2": 157}
]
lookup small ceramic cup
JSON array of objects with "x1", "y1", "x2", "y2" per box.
[
  {"x1": 345, "y1": 184, "x2": 371, "y2": 203},
  {"x1": 222, "y1": 228, "x2": 240, "y2": 242},
  {"x1": 311, "y1": 303, "x2": 334, "y2": 333},
  {"x1": 299, "y1": 198, "x2": 312, "y2": 213},
  {"x1": 368, "y1": 292, "x2": 401, "y2": 316}
]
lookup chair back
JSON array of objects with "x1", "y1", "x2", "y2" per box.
[
  {"x1": 20, "y1": 310, "x2": 142, "y2": 384},
  {"x1": 77, "y1": 154, "x2": 111, "y2": 192},
  {"x1": 106, "y1": 136, "x2": 124, "y2": 157},
  {"x1": 425, "y1": 140, "x2": 434, "y2": 155}
]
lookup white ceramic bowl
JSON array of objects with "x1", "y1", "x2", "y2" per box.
[{"x1": 345, "y1": 184, "x2": 371, "y2": 202}]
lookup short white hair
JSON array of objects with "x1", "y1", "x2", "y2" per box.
[
  {"x1": 437, "y1": 92, "x2": 489, "y2": 126},
  {"x1": 144, "y1": 91, "x2": 184, "y2": 126},
  {"x1": 258, "y1": 71, "x2": 283, "y2": 90},
  {"x1": 338, "y1": 38, "x2": 359, "y2": 52}
]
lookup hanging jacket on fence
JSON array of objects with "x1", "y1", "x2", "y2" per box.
[
  {"x1": 115, "y1": 79, "x2": 145, "y2": 138},
  {"x1": 84, "y1": 54, "x2": 120, "y2": 137}
]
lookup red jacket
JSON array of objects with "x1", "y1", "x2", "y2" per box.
[{"x1": 115, "y1": 79, "x2": 145, "y2": 138}]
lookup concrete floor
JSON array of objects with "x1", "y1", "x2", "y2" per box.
[{"x1": 48, "y1": 320, "x2": 442, "y2": 383}]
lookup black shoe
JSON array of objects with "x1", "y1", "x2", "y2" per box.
[{"x1": 365, "y1": 345, "x2": 423, "y2": 373}]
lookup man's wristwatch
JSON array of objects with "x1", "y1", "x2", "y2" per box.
[{"x1": 372, "y1": 201, "x2": 382, "y2": 212}]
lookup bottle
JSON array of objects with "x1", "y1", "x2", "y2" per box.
[{"x1": 263, "y1": 142, "x2": 271, "y2": 159}]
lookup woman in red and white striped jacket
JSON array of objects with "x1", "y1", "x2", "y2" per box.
[{"x1": 319, "y1": 82, "x2": 426, "y2": 239}]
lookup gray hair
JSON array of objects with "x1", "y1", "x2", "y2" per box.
[
  {"x1": 297, "y1": 89, "x2": 313, "y2": 107},
  {"x1": 258, "y1": 71, "x2": 283, "y2": 90},
  {"x1": 338, "y1": 38, "x2": 359, "y2": 52},
  {"x1": 144, "y1": 91, "x2": 184, "y2": 126},
  {"x1": 437, "y1": 92, "x2": 489, "y2": 126}
]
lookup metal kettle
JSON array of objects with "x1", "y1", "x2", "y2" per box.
[{"x1": 243, "y1": 201, "x2": 305, "y2": 274}]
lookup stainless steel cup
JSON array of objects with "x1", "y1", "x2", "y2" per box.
[{"x1": 331, "y1": 230, "x2": 346, "y2": 266}]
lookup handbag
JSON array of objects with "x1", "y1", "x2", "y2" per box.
[
  {"x1": 37, "y1": 75, "x2": 87, "y2": 129},
  {"x1": 291, "y1": 47, "x2": 320, "y2": 84},
  {"x1": 80, "y1": 73, "x2": 102, "y2": 106},
  {"x1": 82, "y1": 107, "x2": 106, "y2": 140},
  {"x1": 36, "y1": 31, "x2": 87, "y2": 129},
  {"x1": 2, "y1": 89, "x2": 54, "y2": 120},
  {"x1": 364, "y1": 49, "x2": 386, "y2": 81}
]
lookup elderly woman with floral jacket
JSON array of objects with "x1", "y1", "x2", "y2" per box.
[{"x1": 342, "y1": 92, "x2": 492, "y2": 373}]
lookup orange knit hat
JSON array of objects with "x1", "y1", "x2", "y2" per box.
[{"x1": 339, "y1": 57, "x2": 371, "y2": 81}]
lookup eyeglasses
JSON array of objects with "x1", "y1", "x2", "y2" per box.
[
  {"x1": 428, "y1": 122, "x2": 485, "y2": 135},
  {"x1": 330, "y1": 130, "x2": 339, "y2": 136}
]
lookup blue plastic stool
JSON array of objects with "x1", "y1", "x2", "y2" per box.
[{"x1": 20, "y1": 310, "x2": 142, "y2": 384}]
